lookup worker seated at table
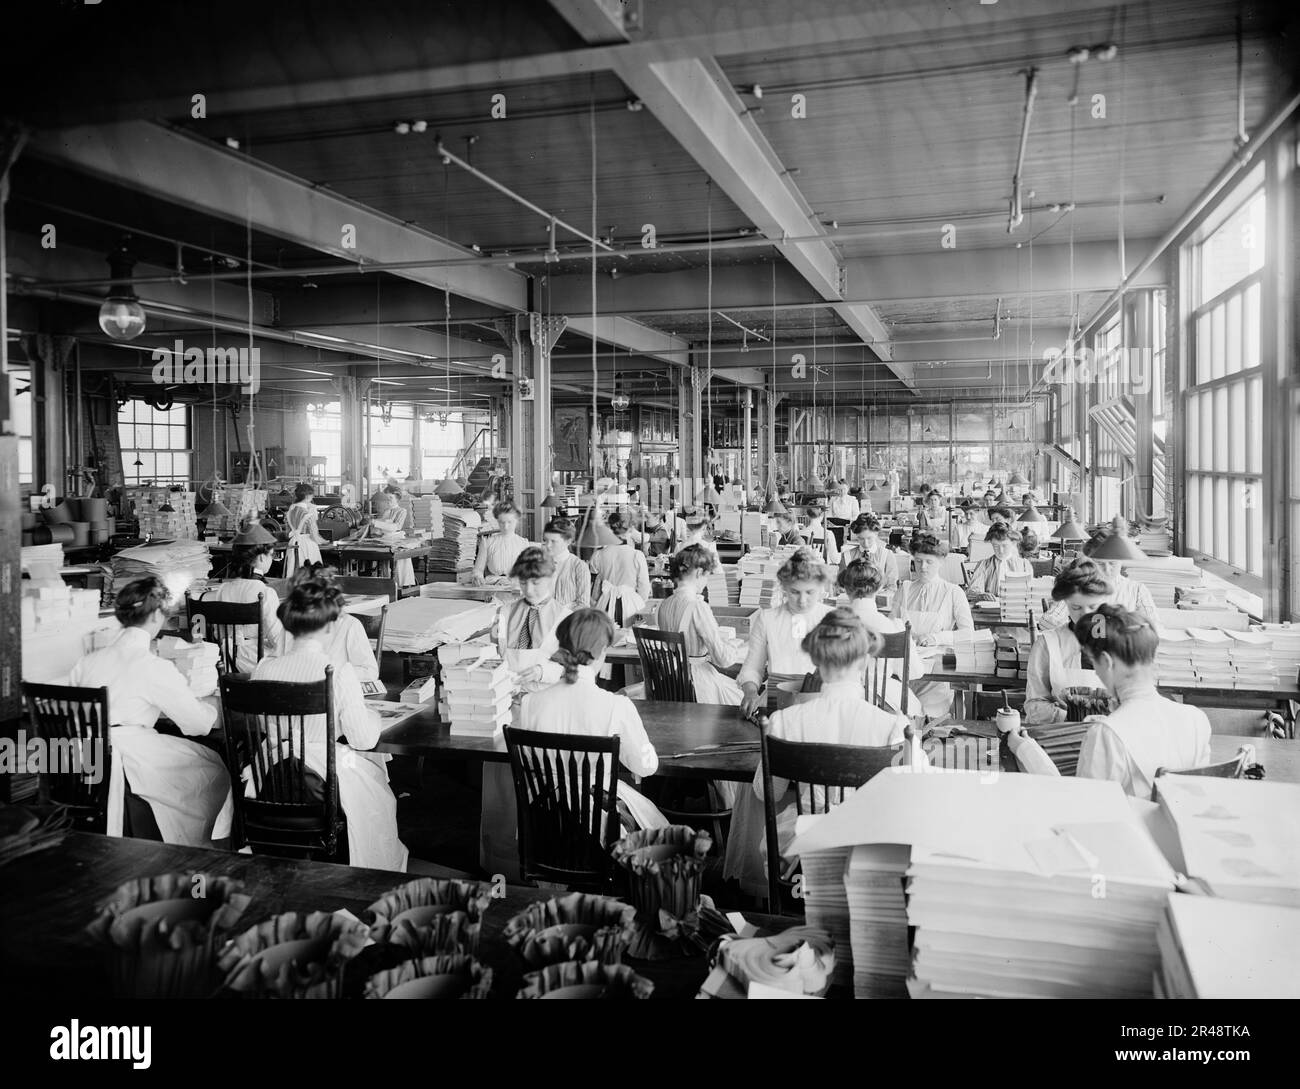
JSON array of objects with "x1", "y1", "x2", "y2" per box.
[
  {"x1": 1025, "y1": 559, "x2": 1116, "y2": 724},
  {"x1": 802, "y1": 504, "x2": 841, "y2": 564},
  {"x1": 282, "y1": 564, "x2": 380, "y2": 683},
  {"x1": 640, "y1": 510, "x2": 674, "y2": 558},
  {"x1": 839, "y1": 560, "x2": 927, "y2": 704},
  {"x1": 370, "y1": 487, "x2": 416, "y2": 587},
  {"x1": 724, "y1": 608, "x2": 919, "y2": 898},
  {"x1": 771, "y1": 511, "x2": 805, "y2": 548},
  {"x1": 827, "y1": 479, "x2": 860, "y2": 522},
  {"x1": 470, "y1": 500, "x2": 531, "y2": 586},
  {"x1": 738, "y1": 548, "x2": 834, "y2": 718},
  {"x1": 68, "y1": 577, "x2": 233, "y2": 848},
  {"x1": 1018, "y1": 527, "x2": 1050, "y2": 561},
  {"x1": 895, "y1": 531, "x2": 974, "y2": 722},
  {"x1": 284, "y1": 482, "x2": 326, "y2": 573},
  {"x1": 988, "y1": 505, "x2": 1014, "y2": 526},
  {"x1": 542, "y1": 518, "x2": 591, "y2": 609},
  {"x1": 1004, "y1": 605, "x2": 1211, "y2": 799},
  {"x1": 518, "y1": 609, "x2": 668, "y2": 834},
  {"x1": 839, "y1": 513, "x2": 899, "y2": 588},
  {"x1": 1039, "y1": 517, "x2": 1158, "y2": 631},
  {"x1": 657, "y1": 544, "x2": 744, "y2": 706},
  {"x1": 199, "y1": 523, "x2": 286, "y2": 672},
  {"x1": 589, "y1": 511, "x2": 650, "y2": 625},
  {"x1": 497, "y1": 546, "x2": 571, "y2": 690},
  {"x1": 252, "y1": 573, "x2": 408, "y2": 872},
  {"x1": 675, "y1": 508, "x2": 716, "y2": 556},
  {"x1": 964, "y1": 521, "x2": 1033, "y2": 604}
]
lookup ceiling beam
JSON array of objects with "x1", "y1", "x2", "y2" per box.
[{"x1": 563, "y1": 314, "x2": 690, "y2": 368}]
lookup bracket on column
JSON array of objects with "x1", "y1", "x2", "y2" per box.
[{"x1": 529, "y1": 314, "x2": 568, "y2": 357}]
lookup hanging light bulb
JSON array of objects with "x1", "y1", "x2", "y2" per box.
[
  {"x1": 437, "y1": 413, "x2": 449, "y2": 430},
  {"x1": 97, "y1": 238, "x2": 146, "y2": 341},
  {"x1": 611, "y1": 392, "x2": 630, "y2": 412}
]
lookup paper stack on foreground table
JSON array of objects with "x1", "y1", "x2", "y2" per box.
[
  {"x1": 1255, "y1": 623, "x2": 1300, "y2": 687},
  {"x1": 438, "y1": 643, "x2": 513, "y2": 736},
  {"x1": 1155, "y1": 894, "x2": 1300, "y2": 998},
  {"x1": 381, "y1": 597, "x2": 497, "y2": 653},
  {"x1": 1123, "y1": 557, "x2": 1200, "y2": 608}
]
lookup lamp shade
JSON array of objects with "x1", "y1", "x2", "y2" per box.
[
  {"x1": 577, "y1": 512, "x2": 621, "y2": 549},
  {"x1": 1051, "y1": 509, "x2": 1089, "y2": 541},
  {"x1": 763, "y1": 497, "x2": 789, "y2": 516},
  {"x1": 1088, "y1": 516, "x2": 1146, "y2": 561},
  {"x1": 540, "y1": 493, "x2": 562, "y2": 509},
  {"x1": 1007, "y1": 470, "x2": 1029, "y2": 486},
  {"x1": 701, "y1": 484, "x2": 723, "y2": 506},
  {"x1": 1017, "y1": 506, "x2": 1045, "y2": 522},
  {"x1": 434, "y1": 476, "x2": 464, "y2": 497}
]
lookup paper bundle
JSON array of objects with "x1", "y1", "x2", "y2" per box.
[
  {"x1": 20, "y1": 543, "x2": 64, "y2": 582},
  {"x1": 108, "y1": 540, "x2": 212, "y2": 601},
  {"x1": 410, "y1": 494, "x2": 444, "y2": 536},
  {"x1": 21, "y1": 584, "x2": 100, "y2": 636},
  {"x1": 1155, "y1": 776, "x2": 1300, "y2": 908},
  {"x1": 155, "y1": 636, "x2": 220, "y2": 696},
  {"x1": 441, "y1": 652, "x2": 513, "y2": 736},
  {"x1": 952, "y1": 629, "x2": 996, "y2": 673},
  {"x1": 1136, "y1": 522, "x2": 1173, "y2": 556},
  {"x1": 1256, "y1": 623, "x2": 1300, "y2": 687},
  {"x1": 1154, "y1": 628, "x2": 1198, "y2": 685},
  {"x1": 124, "y1": 487, "x2": 199, "y2": 540},
  {"x1": 739, "y1": 574, "x2": 781, "y2": 608},
  {"x1": 993, "y1": 628, "x2": 1032, "y2": 681},
  {"x1": 381, "y1": 597, "x2": 496, "y2": 653},
  {"x1": 999, "y1": 574, "x2": 1053, "y2": 625},
  {"x1": 799, "y1": 846, "x2": 854, "y2": 990},
  {"x1": 1123, "y1": 557, "x2": 1200, "y2": 609},
  {"x1": 1155, "y1": 894, "x2": 1300, "y2": 999},
  {"x1": 705, "y1": 564, "x2": 741, "y2": 606},
  {"x1": 844, "y1": 844, "x2": 911, "y2": 998},
  {"x1": 431, "y1": 506, "x2": 482, "y2": 575},
  {"x1": 1226, "y1": 629, "x2": 1278, "y2": 689},
  {"x1": 206, "y1": 485, "x2": 266, "y2": 534}
]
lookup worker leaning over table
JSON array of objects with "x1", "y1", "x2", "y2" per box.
[
  {"x1": 68, "y1": 576, "x2": 234, "y2": 849},
  {"x1": 197, "y1": 522, "x2": 286, "y2": 673}
]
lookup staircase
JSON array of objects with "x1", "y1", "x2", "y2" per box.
[{"x1": 465, "y1": 456, "x2": 498, "y2": 500}]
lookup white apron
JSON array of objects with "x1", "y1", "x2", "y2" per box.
[
  {"x1": 107, "y1": 726, "x2": 233, "y2": 846},
  {"x1": 900, "y1": 601, "x2": 954, "y2": 720},
  {"x1": 242, "y1": 737, "x2": 406, "y2": 872},
  {"x1": 1045, "y1": 629, "x2": 1105, "y2": 712},
  {"x1": 285, "y1": 504, "x2": 323, "y2": 575}
]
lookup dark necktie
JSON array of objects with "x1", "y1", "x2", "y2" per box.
[{"x1": 515, "y1": 602, "x2": 547, "y2": 649}]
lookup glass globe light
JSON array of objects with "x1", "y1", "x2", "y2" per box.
[{"x1": 98, "y1": 297, "x2": 147, "y2": 340}]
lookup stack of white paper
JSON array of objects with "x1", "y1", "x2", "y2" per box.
[
  {"x1": 381, "y1": 598, "x2": 497, "y2": 653},
  {"x1": 1186, "y1": 627, "x2": 1235, "y2": 688},
  {"x1": 410, "y1": 495, "x2": 444, "y2": 537},
  {"x1": 1226, "y1": 629, "x2": 1278, "y2": 689},
  {"x1": 123, "y1": 487, "x2": 200, "y2": 540},
  {"x1": 206, "y1": 485, "x2": 266, "y2": 535},
  {"x1": 844, "y1": 844, "x2": 911, "y2": 998},
  {"x1": 1124, "y1": 557, "x2": 1201, "y2": 609},
  {"x1": 999, "y1": 575, "x2": 1053, "y2": 625},
  {"x1": 430, "y1": 506, "x2": 482, "y2": 575},
  {"x1": 1136, "y1": 522, "x2": 1173, "y2": 556},
  {"x1": 1154, "y1": 628, "x2": 1197, "y2": 685},
  {"x1": 800, "y1": 846, "x2": 854, "y2": 990},
  {"x1": 952, "y1": 629, "x2": 996, "y2": 673},
  {"x1": 1155, "y1": 894, "x2": 1300, "y2": 999},
  {"x1": 438, "y1": 642, "x2": 512, "y2": 736},
  {"x1": 20, "y1": 544, "x2": 65, "y2": 582},
  {"x1": 109, "y1": 540, "x2": 212, "y2": 600},
  {"x1": 20, "y1": 583, "x2": 100, "y2": 636},
  {"x1": 1256, "y1": 623, "x2": 1300, "y2": 687},
  {"x1": 155, "y1": 636, "x2": 219, "y2": 697},
  {"x1": 705, "y1": 564, "x2": 741, "y2": 606},
  {"x1": 1155, "y1": 776, "x2": 1300, "y2": 908},
  {"x1": 739, "y1": 575, "x2": 781, "y2": 608}
]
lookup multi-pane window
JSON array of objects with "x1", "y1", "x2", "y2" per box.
[
  {"x1": 118, "y1": 401, "x2": 191, "y2": 485},
  {"x1": 369, "y1": 403, "x2": 415, "y2": 483},
  {"x1": 1183, "y1": 184, "x2": 1265, "y2": 577},
  {"x1": 420, "y1": 411, "x2": 475, "y2": 481},
  {"x1": 8, "y1": 366, "x2": 33, "y2": 485},
  {"x1": 308, "y1": 402, "x2": 343, "y2": 488}
]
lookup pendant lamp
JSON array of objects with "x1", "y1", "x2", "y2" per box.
[
  {"x1": 1007, "y1": 470, "x2": 1029, "y2": 486},
  {"x1": 763, "y1": 497, "x2": 789, "y2": 516},
  {"x1": 1051, "y1": 508, "x2": 1089, "y2": 542},
  {"x1": 1017, "y1": 504, "x2": 1045, "y2": 523},
  {"x1": 577, "y1": 508, "x2": 621, "y2": 549},
  {"x1": 1087, "y1": 515, "x2": 1146, "y2": 561},
  {"x1": 434, "y1": 475, "x2": 464, "y2": 497},
  {"x1": 541, "y1": 494, "x2": 562, "y2": 509}
]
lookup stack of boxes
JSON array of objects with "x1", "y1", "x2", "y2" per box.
[
  {"x1": 438, "y1": 642, "x2": 514, "y2": 736},
  {"x1": 21, "y1": 583, "x2": 101, "y2": 638},
  {"x1": 207, "y1": 485, "x2": 267, "y2": 535},
  {"x1": 124, "y1": 487, "x2": 199, "y2": 540},
  {"x1": 155, "y1": 636, "x2": 220, "y2": 697}
]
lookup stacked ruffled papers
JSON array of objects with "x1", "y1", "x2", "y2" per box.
[
  {"x1": 431, "y1": 506, "x2": 481, "y2": 576},
  {"x1": 109, "y1": 540, "x2": 212, "y2": 601},
  {"x1": 1226, "y1": 629, "x2": 1279, "y2": 689},
  {"x1": 438, "y1": 643, "x2": 513, "y2": 736},
  {"x1": 1154, "y1": 628, "x2": 1197, "y2": 685},
  {"x1": 789, "y1": 771, "x2": 1177, "y2": 1000},
  {"x1": 410, "y1": 495, "x2": 444, "y2": 536},
  {"x1": 380, "y1": 597, "x2": 497, "y2": 654},
  {"x1": 799, "y1": 846, "x2": 854, "y2": 990}
]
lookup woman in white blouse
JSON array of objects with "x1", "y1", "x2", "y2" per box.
[
  {"x1": 895, "y1": 531, "x2": 974, "y2": 720},
  {"x1": 838, "y1": 559, "x2": 928, "y2": 713},
  {"x1": 542, "y1": 518, "x2": 591, "y2": 609},
  {"x1": 284, "y1": 482, "x2": 325, "y2": 573},
  {"x1": 589, "y1": 510, "x2": 650, "y2": 624},
  {"x1": 518, "y1": 609, "x2": 667, "y2": 833},
  {"x1": 1025, "y1": 560, "x2": 1116, "y2": 724},
  {"x1": 839, "y1": 513, "x2": 899, "y2": 588},
  {"x1": 724, "y1": 608, "x2": 917, "y2": 897},
  {"x1": 656, "y1": 544, "x2": 743, "y2": 705},
  {"x1": 802, "y1": 505, "x2": 841, "y2": 564},
  {"x1": 1005, "y1": 605, "x2": 1211, "y2": 798},
  {"x1": 470, "y1": 500, "x2": 531, "y2": 585},
  {"x1": 738, "y1": 548, "x2": 834, "y2": 717},
  {"x1": 201, "y1": 524, "x2": 286, "y2": 672},
  {"x1": 1040, "y1": 517, "x2": 1159, "y2": 632},
  {"x1": 68, "y1": 577, "x2": 233, "y2": 847},
  {"x1": 281, "y1": 564, "x2": 380, "y2": 683},
  {"x1": 964, "y1": 521, "x2": 1033, "y2": 603},
  {"x1": 251, "y1": 575, "x2": 408, "y2": 871}
]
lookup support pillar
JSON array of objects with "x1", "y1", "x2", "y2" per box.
[
  {"x1": 509, "y1": 313, "x2": 566, "y2": 539},
  {"x1": 1131, "y1": 293, "x2": 1155, "y2": 520},
  {"x1": 742, "y1": 387, "x2": 753, "y2": 497},
  {"x1": 334, "y1": 374, "x2": 369, "y2": 503}
]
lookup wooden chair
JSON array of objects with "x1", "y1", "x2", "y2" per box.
[
  {"x1": 185, "y1": 593, "x2": 264, "y2": 674},
  {"x1": 1155, "y1": 745, "x2": 1254, "y2": 783},
  {"x1": 1030, "y1": 557, "x2": 1056, "y2": 577},
  {"x1": 218, "y1": 670, "x2": 347, "y2": 862},
  {"x1": 335, "y1": 575, "x2": 400, "y2": 602},
  {"x1": 972, "y1": 689, "x2": 1027, "y2": 719},
  {"x1": 632, "y1": 627, "x2": 696, "y2": 702},
  {"x1": 354, "y1": 603, "x2": 390, "y2": 676},
  {"x1": 22, "y1": 682, "x2": 113, "y2": 833},
  {"x1": 756, "y1": 713, "x2": 907, "y2": 913},
  {"x1": 866, "y1": 623, "x2": 912, "y2": 716},
  {"x1": 503, "y1": 726, "x2": 621, "y2": 892}
]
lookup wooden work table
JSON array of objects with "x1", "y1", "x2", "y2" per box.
[{"x1": 0, "y1": 833, "x2": 784, "y2": 1000}]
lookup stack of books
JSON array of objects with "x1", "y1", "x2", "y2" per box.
[
  {"x1": 108, "y1": 540, "x2": 212, "y2": 601},
  {"x1": 1123, "y1": 557, "x2": 1200, "y2": 609},
  {"x1": 952, "y1": 629, "x2": 996, "y2": 673},
  {"x1": 1155, "y1": 894, "x2": 1300, "y2": 999},
  {"x1": 1226, "y1": 629, "x2": 1279, "y2": 690},
  {"x1": 439, "y1": 644, "x2": 513, "y2": 737},
  {"x1": 992, "y1": 630, "x2": 1032, "y2": 680},
  {"x1": 1155, "y1": 776, "x2": 1300, "y2": 907},
  {"x1": 1185, "y1": 627, "x2": 1235, "y2": 688},
  {"x1": 207, "y1": 485, "x2": 266, "y2": 534},
  {"x1": 431, "y1": 507, "x2": 482, "y2": 576},
  {"x1": 155, "y1": 636, "x2": 220, "y2": 697},
  {"x1": 705, "y1": 565, "x2": 741, "y2": 606},
  {"x1": 999, "y1": 575, "x2": 1052, "y2": 625},
  {"x1": 739, "y1": 575, "x2": 781, "y2": 608},
  {"x1": 1256, "y1": 623, "x2": 1300, "y2": 687},
  {"x1": 907, "y1": 820, "x2": 1176, "y2": 998},
  {"x1": 410, "y1": 495, "x2": 444, "y2": 537},
  {"x1": 844, "y1": 844, "x2": 911, "y2": 998},
  {"x1": 799, "y1": 846, "x2": 854, "y2": 990},
  {"x1": 1154, "y1": 628, "x2": 1198, "y2": 685},
  {"x1": 125, "y1": 488, "x2": 199, "y2": 540}
]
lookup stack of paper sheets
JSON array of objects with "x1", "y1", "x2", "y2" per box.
[
  {"x1": 999, "y1": 575, "x2": 1053, "y2": 625},
  {"x1": 409, "y1": 495, "x2": 444, "y2": 537},
  {"x1": 799, "y1": 846, "x2": 854, "y2": 990},
  {"x1": 1256, "y1": 623, "x2": 1300, "y2": 687},
  {"x1": 439, "y1": 643, "x2": 513, "y2": 736},
  {"x1": 1155, "y1": 776, "x2": 1300, "y2": 908},
  {"x1": 381, "y1": 598, "x2": 497, "y2": 653},
  {"x1": 844, "y1": 844, "x2": 911, "y2": 998},
  {"x1": 1136, "y1": 522, "x2": 1173, "y2": 556},
  {"x1": 1123, "y1": 557, "x2": 1201, "y2": 609},
  {"x1": 739, "y1": 575, "x2": 781, "y2": 608},
  {"x1": 20, "y1": 544, "x2": 65, "y2": 582},
  {"x1": 952, "y1": 629, "x2": 996, "y2": 673},
  {"x1": 705, "y1": 565, "x2": 741, "y2": 606},
  {"x1": 1154, "y1": 628, "x2": 1198, "y2": 685},
  {"x1": 1021, "y1": 721, "x2": 1092, "y2": 775},
  {"x1": 21, "y1": 584, "x2": 101, "y2": 636},
  {"x1": 429, "y1": 506, "x2": 482, "y2": 575},
  {"x1": 109, "y1": 540, "x2": 212, "y2": 601},
  {"x1": 1186, "y1": 627, "x2": 1235, "y2": 688},
  {"x1": 207, "y1": 485, "x2": 266, "y2": 534},
  {"x1": 155, "y1": 636, "x2": 219, "y2": 697},
  {"x1": 1225, "y1": 629, "x2": 1278, "y2": 689},
  {"x1": 1155, "y1": 894, "x2": 1300, "y2": 999},
  {"x1": 787, "y1": 771, "x2": 1176, "y2": 1000},
  {"x1": 993, "y1": 628, "x2": 1033, "y2": 680},
  {"x1": 128, "y1": 488, "x2": 199, "y2": 540}
]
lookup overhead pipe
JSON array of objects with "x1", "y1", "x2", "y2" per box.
[
  {"x1": 1007, "y1": 68, "x2": 1040, "y2": 233},
  {"x1": 1030, "y1": 86, "x2": 1300, "y2": 397}
]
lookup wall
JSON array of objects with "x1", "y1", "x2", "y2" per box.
[{"x1": 191, "y1": 393, "x2": 311, "y2": 486}]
